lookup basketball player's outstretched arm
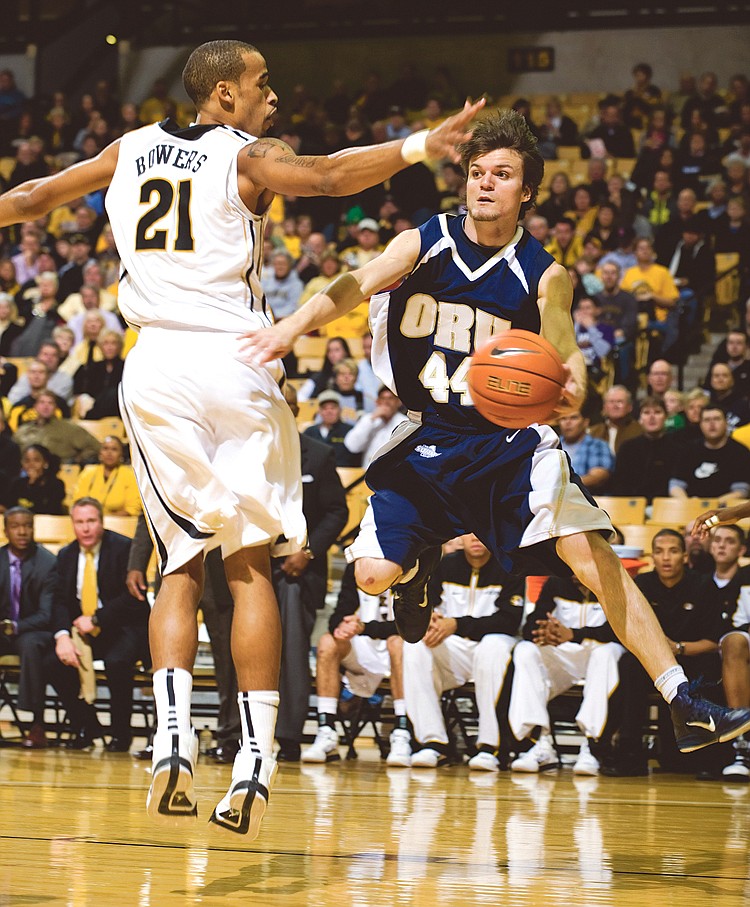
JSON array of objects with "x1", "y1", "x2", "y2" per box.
[
  {"x1": 239, "y1": 98, "x2": 485, "y2": 204},
  {"x1": 536, "y1": 261, "x2": 587, "y2": 415},
  {"x1": 241, "y1": 229, "x2": 422, "y2": 363},
  {"x1": 0, "y1": 142, "x2": 119, "y2": 226},
  {"x1": 693, "y1": 501, "x2": 750, "y2": 539}
]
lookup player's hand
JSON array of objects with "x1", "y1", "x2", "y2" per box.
[
  {"x1": 692, "y1": 503, "x2": 750, "y2": 539},
  {"x1": 531, "y1": 619, "x2": 550, "y2": 646},
  {"x1": 73, "y1": 615, "x2": 96, "y2": 636},
  {"x1": 553, "y1": 364, "x2": 585, "y2": 419},
  {"x1": 424, "y1": 97, "x2": 487, "y2": 163},
  {"x1": 238, "y1": 323, "x2": 298, "y2": 366},
  {"x1": 544, "y1": 616, "x2": 574, "y2": 646},
  {"x1": 126, "y1": 569, "x2": 147, "y2": 601},
  {"x1": 281, "y1": 550, "x2": 310, "y2": 579},
  {"x1": 56, "y1": 634, "x2": 81, "y2": 668},
  {"x1": 423, "y1": 614, "x2": 457, "y2": 648},
  {"x1": 334, "y1": 615, "x2": 363, "y2": 640}
]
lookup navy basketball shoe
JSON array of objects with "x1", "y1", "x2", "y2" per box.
[
  {"x1": 671, "y1": 681, "x2": 750, "y2": 753},
  {"x1": 392, "y1": 546, "x2": 442, "y2": 643}
]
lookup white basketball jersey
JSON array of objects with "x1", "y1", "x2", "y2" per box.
[{"x1": 106, "y1": 120, "x2": 270, "y2": 333}]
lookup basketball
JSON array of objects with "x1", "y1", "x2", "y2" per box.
[{"x1": 467, "y1": 329, "x2": 566, "y2": 429}]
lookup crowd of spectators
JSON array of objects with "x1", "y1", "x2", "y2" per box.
[{"x1": 1, "y1": 61, "x2": 749, "y2": 781}]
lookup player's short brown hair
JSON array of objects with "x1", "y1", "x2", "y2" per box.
[
  {"x1": 458, "y1": 109, "x2": 544, "y2": 216},
  {"x1": 183, "y1": 40, "x2": 259, "y2": 107}
]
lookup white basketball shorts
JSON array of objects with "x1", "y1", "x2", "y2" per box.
[
  {"x1": 120, "y1": 326, "x2": 306, "y2": 575},
  {"x1": 341, "y1": 635, "x2": 391, "y2": 698}
]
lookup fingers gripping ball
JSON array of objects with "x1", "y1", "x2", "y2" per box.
[{"x1": 467, "y1": 329, "x2": 566, "y2": 429}]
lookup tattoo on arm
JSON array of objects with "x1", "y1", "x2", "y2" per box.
[
  {"x1": 246, "y1": 138, "x2": 315, "y2": 168},
  {"x1": 276, "y1": 153, "x2": 315, "y2": 169},
  {"x1": 245, "y1": 138, "x2": 292, "y2": 159}
]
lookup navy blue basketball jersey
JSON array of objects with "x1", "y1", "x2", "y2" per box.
[{"x1": 369, "y1": 213, "x2": 556, "y2": 429}]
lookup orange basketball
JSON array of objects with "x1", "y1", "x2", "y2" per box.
[{"x1": 467, "y1": 329, "x2": 566, "y2": 429}]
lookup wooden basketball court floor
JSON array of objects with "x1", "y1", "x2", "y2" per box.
[{"x1": 1, "y1": 741, "x2": 749, "y2": 907}]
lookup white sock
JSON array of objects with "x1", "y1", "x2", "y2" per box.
[
  {"x1": 654, "y1": 665, "x2": 688, "y2": 704},
  {"x1": 153, "y1": 667, "x2": 193, "y2": 734},
  {"x1": 394, "y1": 698, "x2": 407, "y2": 717},
  {"x1": 237, "y1": 691, "x2": 279, "y2": 759},
  {"x1": 317, "y1": 696, "x2": 338, "y2": 719}
]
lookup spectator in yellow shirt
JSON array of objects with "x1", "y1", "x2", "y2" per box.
[
  {"x1": 73, "y1": 436, "x2": 141, "y2": 516},
  {"x1": 621, "y1": 237, "x2": 681, "y2": 359},
  {"x1": 621, "y1": 237, "x2": 680, "y2": 322},
  {"x1": 544, "y1": 217, "x2": 584, "y2": 268}
]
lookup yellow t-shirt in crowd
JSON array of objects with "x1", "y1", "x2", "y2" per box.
[
  {"x1": 319, "y1": 302, "x2": 371, "y2": 340},
  {"x1": 621, "y1": 263, "x2": 679, "y2": 321}
]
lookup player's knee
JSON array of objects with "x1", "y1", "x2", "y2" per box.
[
  {"x1": 722, "y1": 633, "x2": 750, "y2": 663},
  {"x1": 354, "y1": 558, "x2": 399, "y2": 596},
  {"x1": 316, "y1": 633, "x2": 339, "y2": 661},
  {"x1": 512, "y1": 640, "x2": 538, "y2": 668},
  {"x1": 386, "y1": 634, "x2": 404, "y2": 657}
]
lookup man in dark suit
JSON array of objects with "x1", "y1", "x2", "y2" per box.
[
  {"x1": 51, "y1": 496, "x2": 149, "y2": 751},
  {"x1": 0, "y1": 507, "x2": 57, "y2": 748},
  {"x1": 275, "y1": 385, "x2": 348, "y2": 761}
]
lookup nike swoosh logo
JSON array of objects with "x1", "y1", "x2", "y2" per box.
[
  {"x1": 490, "y1": 347, "x2": 542, "y2": 358},
  {"x1": 506, "y1": 430, "x2": 521, "y2": 442},
  {"x1": 686, "y1": 716, "x2": 716, "y2": 732}
]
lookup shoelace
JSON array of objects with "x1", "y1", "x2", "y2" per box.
[{"x1": 685, "y1": 675, "x2": 721, "y2": 698}]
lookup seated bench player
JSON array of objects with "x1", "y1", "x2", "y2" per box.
[
  {"x1": 403, "y1": 534, "x2": 525, "y2": 771},
  {"x1": 302, "y1": 563, "x2": 411, "y2": 766},
  {"x1": 603, "y1": 529, "x2": 725, "y2": 776},
  {"x1": 711, "y1": 527, "x2": 750, "y2": 779},
  {"x1": 508, "y1": 572, "x2": 625, "y2": 776}
]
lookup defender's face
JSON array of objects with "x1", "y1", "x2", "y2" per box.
[
  {"x1": 234, "y1": 52, "x2": 278, "y2": 137},
  {"x1": 652, "y1": 537, "x2": 686, "y2": 581},
  {"x1": 466, "y1": 149, "x2": 531, "y2": 224},
  {"x1": 710, "y1": 528, "x2": 745, "y2": 567}
]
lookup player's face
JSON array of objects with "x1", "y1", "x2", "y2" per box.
[
  {"x1": 465, "y1": 149, "x2": 531, "y2": 224},
  {"x1": 462, "y1": 533, "x2": 488, "y2": 558},
  {"x1": 710, "y1": 528, "x2": 745, "y2": 567},
  {"x1": 651, "y1": 537, "x2": 686, "y2": 581},
  {"x1": 234, "y1": 52, "x2": 278, "y2": 136}
]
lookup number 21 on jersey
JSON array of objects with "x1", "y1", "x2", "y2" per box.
[{"x1": 135, "y1": 178, "x2": 194, "y2": 252}]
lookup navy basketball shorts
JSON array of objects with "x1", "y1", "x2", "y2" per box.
[{"x1": 345, "y1": 413, "x2": 613, "y2": 574}]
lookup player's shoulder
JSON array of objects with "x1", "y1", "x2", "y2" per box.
[
  {"x1": 418, "y1": 211, "x2": 451, "y2": 241},
  {"x1": 517, "y1": 227, "x2": 556, "y2": 272}
]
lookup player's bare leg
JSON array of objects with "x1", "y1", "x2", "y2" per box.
[
  {"x1": 556, "y1": 532, "x2": 673, "y2": 679},
  {"x1": 302, "y1": 634, "x2": 351, "y2": 764},
  {"x1": 557, "y1": 530, "x2": 750, "y2": 752},
  {"x1": 149, "y1": 556, "x2": 204, "y2": 670},
  {"x1": 147, "y1": 555, "x2": 204, "y2": 825},
  {"x1": 210, "y1": 544, "x2": 280, "y2": 838},
  {"x1": 355, "y1": 550, "x2": 442, "y2": 643},
  {"x1": 721, "y1": 634, "x2": 750, "y2": 709}
]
